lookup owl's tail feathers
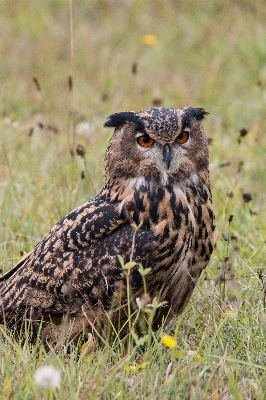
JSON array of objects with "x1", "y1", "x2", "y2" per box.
[
  {"x1": 0, "y1": 250, "x2": 34, "y2": 283},
  {"x1": 0, "y1": 251, "x2": 34, "y2": 325}
]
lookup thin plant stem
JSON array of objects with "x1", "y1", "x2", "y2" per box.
[{"x1": 68, "y1": 0, "x2": 75, "y2": 156}]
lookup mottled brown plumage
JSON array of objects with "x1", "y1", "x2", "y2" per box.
[{"x1": 0, "y1": 107, "x2": 215, "y2": 344}]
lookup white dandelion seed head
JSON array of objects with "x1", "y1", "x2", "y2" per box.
[{"x1": 34, "y1": 366, "x2": 61, "y2": 389}]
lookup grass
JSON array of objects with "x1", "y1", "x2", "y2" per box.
[{"x1": 0, "y1": 1, "x2": 266, "y2": 398}]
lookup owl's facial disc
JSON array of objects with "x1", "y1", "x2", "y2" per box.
[
  {"x1": 135, "y1": 129, "x2": 191, "y2": 173},
  {"x1": 104, "y1": 107, "x2": 209, "y2": 189}
]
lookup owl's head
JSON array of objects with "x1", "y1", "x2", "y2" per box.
[{"x1": 104, "y1": 107, "x2": 209, "y2": 189}]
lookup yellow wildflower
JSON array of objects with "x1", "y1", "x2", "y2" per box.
[
  {"x1": 10, "y1": 113, "x2": 17, "y2": 122},
  {"x1": 125, "y1": 363, "x2": 148, "y2": 372},
  {"x1": 224, "y1": 309, "x2": 233, "y2": 316},
  {"x1": 161, "y1": 334, "x2": 177, "y2": 348},
  {"x1": 142, "y1": 34, "x2": 157, "y2": 45}
]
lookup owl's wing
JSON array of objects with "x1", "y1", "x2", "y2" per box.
[
  {"x1": 0, "y1": 194, "x2": 155, "y2": 324},
  {"x1": 0, "y1": 193, "x2": 126, "y2": 282}
]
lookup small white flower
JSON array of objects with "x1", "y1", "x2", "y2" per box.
[
  {"x1": 4, "y1": 117, "x2": 11, "y2": 126},
  {"x1": 34, "y1": 366, "x2": 61, "y2": 389},
  {"x1": 136, "y1": 293, "x2": 151, "y2": 309},
  {"x1": 3, "y1": 117, "x2": 19, "y2": 128},
  {"x1": 76, "y1": 121, "x2": 90, "y2": 136},
  {"x1": 136, "y1": 297, "x2": 142, "y2": 308}
]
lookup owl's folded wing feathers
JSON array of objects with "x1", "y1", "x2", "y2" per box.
[{"x1": 0, "y1": 195, "x2": 154, "y2": 325}]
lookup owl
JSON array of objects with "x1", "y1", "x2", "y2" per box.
[{"x1": 0, "y1": 107, "x2": 215, "y2": 344}]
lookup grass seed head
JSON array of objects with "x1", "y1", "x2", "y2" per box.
[
  {"x1": 142, "y1": 242, "x2": 155, "y2": 255},
  {"x1": 242, "y1": 192, "x2": 253, "y2": 203},
  {"x1": 76, "y1": 144, "x2": 86, "y2": 157},
  {"x1": 120, "y1": 240, "x2": 130, "y2": 252},
  {"x1": 239, "y1": 127, "x2": 248, "y2": 137}
]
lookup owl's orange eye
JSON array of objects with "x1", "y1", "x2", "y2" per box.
[
  {"x1": 176, "y1": 131, "x2": 189, "y2": 144},
  {"x1": 137, "y1": 135, "x2": 154, "y2": 147}
]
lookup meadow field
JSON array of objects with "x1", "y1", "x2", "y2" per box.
[{"x1": 0, "y1": 1, "x2": 266, "y2": 398}]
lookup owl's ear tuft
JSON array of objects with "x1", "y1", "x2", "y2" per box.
[
  {"x1": 104, "y1": 112, "x2": 145, "y2": 131},
  {"x1": 183, "y1": 108, "x2": 209, "y2": 122}
]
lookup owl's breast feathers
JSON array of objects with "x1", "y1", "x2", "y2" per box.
[{"x1": 0, "y1": 178, "x2": 215, "y2": 329}]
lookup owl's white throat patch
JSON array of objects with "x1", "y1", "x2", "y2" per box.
[
  {"x1": 128, "y1": 172, "x2": 168, "y2": 189},
  {"x1": 128, "y1": 177, "x2": 148, "y2": 189},
  {"x1": 128, "y1": 171, "x2": 198, "y2": 190}
]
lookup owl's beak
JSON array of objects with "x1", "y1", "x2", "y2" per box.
[{"x1": 163, "y1": 144, "x2": 171, "y2": 169}]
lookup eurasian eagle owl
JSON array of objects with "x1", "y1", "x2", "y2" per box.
[{"x1": 0, "y1": 107, "x2": 216, "y2": 343}]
